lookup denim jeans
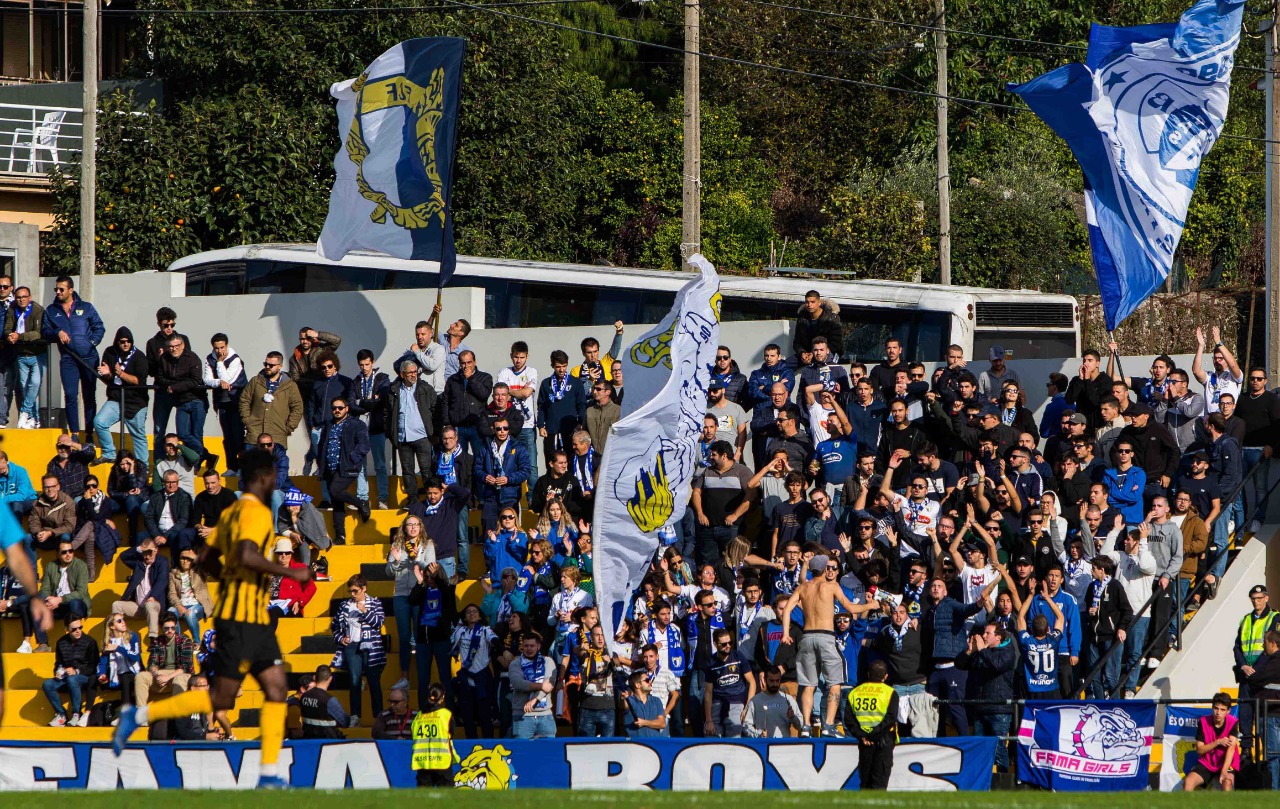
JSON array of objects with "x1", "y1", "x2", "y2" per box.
[
  {"x1": 456, "y1": 425, "x2": 485, "y2": 465},
  {"x1": 15, "y1": 354, "x2": 44, "y2": 421},
  {"x1": 214, "y1": 402, "x2": 244, "y2": 473},
  {"x1": 415, "y1": 639, "x2": 453, "y2": 711},
  {"x1": 1242, "y1": 447, "x2": 1268, "y2": 523},
  {"x1": 343, "y1": 645, "x2": 384, "y2": 718},
  {"x1": 174, "y1": 398, "x2": 208, "y2": 463},
  {"x1": 94, "y1": 400, "x2": 149, "y2": 467},
  {"x1": 577, "y1": 707, "x2": 616, "y2": 737},
  {"x1": 973, "y1": 712, "x2": 1013, "y2": 769},
  {"x1": 392, "y1": 595, "x2": 417, "y2": 674},
  {"x1": 43, "y1": 673, "x2": 91, "y2": 716},
  {"x1": 309, "y1": 426, "x2": 328, "y2": 500},
  {"x1": 694, "y1": 523, "x2": 738, "y2": 568},
  {"x1": 1210, "y1": 495, "x2": 1244, "y2": 581},
  {"x1": 512, "y1": 713, "x2": 556, "y2": 739},
  {"x1": 178, "y1": 603, "x2": 205, "y2": 640},
  {"x1": 1265, "y1": 714, "x2": 1280, "y2": 790},
  {"x1": 366, "y1": 434, "x2": 389, "y2": 504},
  {"x1": 112, "y1": 493, "x2": 145, "y2": 539},
  {"x1": 59, "y1": 352, "x2": 97, "y2": 432},
  {"x1": 1086, "y1": 638, "x2": 1122, "y2": 699},
  {"x1": 152, "y1": 390, "x2": 175, "y2": 439},
  {"x1": 1122, "y1": 616, "x2": 1149, "y2": 692},
  {"x1": 0, "y1": 362, "x2": 14, "y2": 426},
  {"x1": 516, "y1": 428, "x2": 538, "y2": 475}
]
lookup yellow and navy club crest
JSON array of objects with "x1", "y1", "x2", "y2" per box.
[
  {"x1": 454, "y1": 744, "x2": 516, "y2": 790},
  {"x1": 346, "y1": 67, "x2": 448, "y2": 230}
]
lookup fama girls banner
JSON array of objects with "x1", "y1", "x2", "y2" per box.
[
  {"x1": 0, "y1": 737, "x2": 995, "y2": 791},
  {"x1": 1160, "y1": 704, "x2": 1237, "y2": 791},
  {"x1": 1017, "y1": 700, "x2": 1156, "y2": 791}
]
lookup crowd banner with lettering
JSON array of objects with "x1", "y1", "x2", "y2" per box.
[
  {"x1": 0, "y1": 737, "x2": 994, "y2": 791},
  {"x1": 1160, "y1": 704, "x2": 1236, "y2": 791},
  {"x1": 1017, "y1": 700, "x2": 1156, "y2": 791}
]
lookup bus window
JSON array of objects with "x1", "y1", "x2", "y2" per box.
[
  {"x1": 516, "y1": 281, "x2": 597, "y2": 328},
  {"x1": 245, "y1": 260, "x2": 306, "y2": 294},
  {"x1": 840, "y1": 308, "x2": 950, "y2": 363},
  {"x1": 638, "y1": 290, "x2": 678, "y2": 323},
  {"x1": 915, "y1": 312, "x2": 949, "y2": 361},
  {"x1": 974, "y1": 332, "x2": 1076, "y2": 360}
]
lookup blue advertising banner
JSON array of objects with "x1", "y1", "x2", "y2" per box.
[
  {"x1": 1160, "y1": 704, "x2": 1237, "y2": 791},
  {"x1": 0, "y1": 737, "x2": 995, "y2": 791},
  {"x1": 1017, "y1": 700, "x2": 1156, "y2": 791}
]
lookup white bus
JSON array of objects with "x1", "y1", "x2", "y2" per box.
[{"x1": 169, "y1": 244, "x2": 1081, "y2": 361}]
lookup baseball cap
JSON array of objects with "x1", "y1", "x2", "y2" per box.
[
  {"x1": 989, "y1": 346, "x2": 1006, "y2": 361},
  {"x1": 1067, "y1": 413, "x2": 1088, "y2": 425},
  {"x1": 980, "y1": 404, "x2": 1001, "y2": 419},
  {"x1": 1014, "y1": 555, "x2": 1032, "y2": 566},
  {"x1": 1191, "y1": 450, "x2": 1210, "y2": 463},
  {"x1": 708, "y1": 380, "x2": 725, "y2": 391},
  {"x1": 809, "y1": 555, "x2": 831, "y2": 573},
  {"x1": 1250, "y1": 584, "x2": 1268, "y2": 597},
  {"x1": 1127, "y1": 402, "x2": 1152, "y2": 417}
]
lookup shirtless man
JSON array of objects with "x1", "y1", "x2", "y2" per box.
[{"x1": 781, "y1": 555, "x2": 878, "y2": 737}]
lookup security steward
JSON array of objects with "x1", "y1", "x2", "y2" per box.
[
  {"x1": 844, "y1": 659, "x2": 899, "y2": 790},
  {"x1": 412, "y1": 682, "x2": 460, "y2": 787},
  {"x1": 298, "y1": 667, "x2": 345, "y2": 739},
  {"x1": 1234, "y1": 584, "x2": 1280, "y2": 754}
]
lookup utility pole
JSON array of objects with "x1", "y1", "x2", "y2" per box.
[
  {"x1": 1267, "y1": 8, "x2": 1279, "y2": 386},
  {"x1": 79, "y1": 0, "x2": 98, "y2": 300},
  {"x1": 935, "y1": 0, "x2": 951, "y2": 285},
  {"x1": 681, "y1": 0, "x2": 701, "y2": 269}
]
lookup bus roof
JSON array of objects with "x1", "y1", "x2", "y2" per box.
[{"x1": 166, "y1": 242, "x2": 1076, "y2": 310}]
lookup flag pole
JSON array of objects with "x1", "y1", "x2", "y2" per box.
[{"x1": 1108, "y1": 330, "x2": 1125, "y2": 380}]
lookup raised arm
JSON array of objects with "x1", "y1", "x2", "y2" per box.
[
  {"x1": 1192, "y1": 327, "x2": 1209, "y2": 386},
  {"x1": 1213, "y1": 326, "x2": 1243, "y2": 381}
]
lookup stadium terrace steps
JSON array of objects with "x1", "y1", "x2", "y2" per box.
[{"x1": 0, "y1": 428, "x2": 501, "y2": 738}]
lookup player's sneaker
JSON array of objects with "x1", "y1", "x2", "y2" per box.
[
  {"x1": 111, "y1": 705, "x2": 140, "y2": 756},
  {"x1": 256, "y1": 775, "x2": 289, "y2": 789}
]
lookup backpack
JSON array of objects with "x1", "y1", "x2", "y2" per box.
[{"x1": 311, "y1": 555, "x2": 330, "y2": 581}]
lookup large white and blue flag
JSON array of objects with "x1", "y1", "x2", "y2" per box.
[
  {"x1": 318, "y1": 38, "x2": 465, "y2": 284},
  {"x1": 1010, "y1": 0, "x2": 1244, "y2": 331},
  {"x1": 594, "y1": 256, "x2": 721, "y2": 645}
]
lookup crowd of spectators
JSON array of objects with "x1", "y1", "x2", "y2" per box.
[{"x1": 0, "y1": 278, "x2": 1276, "y2": 774}]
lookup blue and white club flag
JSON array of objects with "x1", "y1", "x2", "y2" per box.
[
  {"x1": 1010, "y1": 0, "x2": 1244, "y2": 332},
  {"x1": 594, "y1": 256, "x2": 721, "y2": 645},
  {"x1": 318, "y1": 37, "x2": 466, "y2": 285},
  {"x1": 1017, "y1": 700, "x2": 1156, "y2": 791}
]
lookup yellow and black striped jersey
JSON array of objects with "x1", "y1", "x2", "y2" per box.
[{"x1": 210, "y1": 492, "x2": 276, "y2": 625}]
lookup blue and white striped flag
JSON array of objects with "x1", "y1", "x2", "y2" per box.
[
  {"x1": 1010, "y1": 0, "x2": 1244, "y2": 331},
  {"x1": 318, "y1": 38, "x2": 466, "y2": 284}
]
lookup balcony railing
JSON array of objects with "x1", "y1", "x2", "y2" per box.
[{"x1": 0, "y1": 102, "x2": 81, "y2": 177}]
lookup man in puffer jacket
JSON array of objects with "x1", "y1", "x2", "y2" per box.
[
  {"x1": 956, "y1": 622, "x2": 1018, "y2": 770},
  {"x1": 42, "y1": 276, "x2": 104, "y2": 433},
  {"x1": 792, "y1": 291, "x2": 843, "y2": 360}
]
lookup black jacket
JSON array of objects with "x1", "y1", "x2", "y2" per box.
[
  {"x1": 351, "y1": 371, "x2": 392, "y2": 435},
  {"x1": 146, "y1": 330, "x2": 190, "y2": 382},
  {"x1": 99, "y1": 344, "x2": 150, "y2": 419},
  {"x1": 442, "y1": 370, "x2": 493, "y2": 429},
  {"x1": 318, "y1": 417, "x2": 371, "y2": 479},
  {"x1": 875, "y1": 624, "x2": 927, "y2": 686},
  {"x1": 142, "y1": 489, "x2": 193, "y2": 538},
  {"x1": 156, "y1": 350, "x2": 206, "y2": 406},
  {"x1": 956, "y1": 638, "x2": 1019, "y2": 714},
  {"x1": 791, "y1": 300, "x2": 843, "y2": 356},
  {"x1": 1117, "y1": 421, "x2": 1180, "y2": 483},
  {"x1": 1065, "y1": 372, "x2": 1114, "y2": 429},
  {"x1": 383, "y1": 379, "x2": 438, "y2": 446},
  {"x1": 120, "y1": 547, "x2": 170, "y2": 612},
  {"x1": 1083, "y1": 577, "x2": 1133, "y2": 641}
]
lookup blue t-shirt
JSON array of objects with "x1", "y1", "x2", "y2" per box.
[
  {"x1": 0, "y1": 502, "x2": 22, "y2": 550},
  {"x1": 707, "y1": 649, "x2": 753, "y2": 703},
  {"x1": 626, "y1": 693, "x2": 668, "y2": 738},
  {"x1": 1018, "y1": 628, "x2": 1064, "y2": 693},
  {"x1": 816, "y1": 438, "x2": 856, "y2": 483}
]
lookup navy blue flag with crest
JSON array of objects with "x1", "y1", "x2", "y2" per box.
[
  {"x1": 1009, "y1": 0, "x2": 1244, "y2": 331},
  {"x1": 318, "y1": 37, "x2": 466, "y2": 286}
]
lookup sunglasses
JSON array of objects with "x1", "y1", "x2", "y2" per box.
[
  {"x1": 700, "y1": 602, "x2": 716, "y2": 608},
  {"x1": 1028, "y1": 519, "x2": 1044, "y2": 525},
  {"x1": 322, "y1": 364, "x2": 336, "y2": 370},
  {"x1": 159, "y1": 321, "x2": 175, "y2": 328},
  {"x1": 85, "y1": 482, "x2": 98, "y2": 490},
  {"x1": 165, "y1": 443, "x2": 179, "y2": 449},
  {"x1": 494, "y1": 426, "x2": 510, "y2": 432},
  {"x1": 263, "y1": 362, "x2": 280, "y2": 368},
  {"x1": 1117, "y1": 448, "x2": 1134, "y2": 454},
  {"x1": 68, "y1": 625, "x2": 83, "y2": 632},
  {"x1": 500, "y1": 514, "x2": 516, "y2": 520},
  {"x1": 257, "y1": 443, "x2": 273, "y2": 449},
  {"x1": 59, "y1": 549, "x2": 74, "y2": 555},
  {"x1": 331, "y1": 405, "x2": 347, "y2": 411}
]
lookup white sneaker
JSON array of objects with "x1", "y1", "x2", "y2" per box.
[
  {"x1": 16, "y1": 640, "x2": 32, "y2": 654},
  {"x1": 15, "y1": 414, "x2": 28, "y2": 430},
  {"x1": 348, "y1": 715, "x2": 360, "y2": 728},
  {"x1": 391, "y1": 677, "x2": 410, "y2": 691},
  {"x1": 48, "y1": 715, "x2": 66, "y2": 727},
  {"x1": 75, "y1": 712, "x2": 90, "y2": 727},
  {"x1": 69, "y1": 713, "x2": 81, "y2": 726}
]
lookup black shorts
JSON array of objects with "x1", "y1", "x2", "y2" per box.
[
  {"x1": 1190, "y1": 762, "x2": 1225, "y2": 785},
  {"x1": 210, "y1": 619, "x2": 284, "y2": 681}
]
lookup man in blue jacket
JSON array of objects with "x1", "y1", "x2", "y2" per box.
[
  {"x1": 745, "y1": 344, "x2": 794, "y2": 409},
  {"x1": 317, "y1": 396, "x2": 371, "y2": 545},
  {"x1": 1100, "y1": 437, "x2": 1146, "y2": 527},
  {"x1": 41, "y1": 276, "x2": 104, "y2": 433},
  {"x1": 923, "y1": 577, "x2": 984, "y2": 736},
  {"x1": 476, "y1": 415, "x2": 533, "y2": 533},
  {"x1": 0, "y1": 452, "x2": 36, "y2": 519},
  {"x1": 536, "y1": 351, "x2": 586, "y2": 471},
  {"x1": 956, "y1": 622, "x2": 1019, "y2": 770},
  {"x1": 1025, "y1": 564, "x2": 1082, "y2": 697}
]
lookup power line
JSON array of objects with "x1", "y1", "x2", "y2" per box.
[{"x1": 80, "y1": 0, "x2": 602, "y2": 15}]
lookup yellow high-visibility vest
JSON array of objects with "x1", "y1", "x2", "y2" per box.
[
  {"x1": 411, "y1": 708, "x2": 458, "y2": 770},
  {"x1": 1239, "y1": 609, "x2": 1277, "y2": 664},
  {"x1": 848, "y1": 682, "x2": 896, "y2": 736}
]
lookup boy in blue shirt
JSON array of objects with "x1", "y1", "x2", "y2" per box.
[
  {"x1": 1016, "y1": 580, "x2": 1065, "y2": 696},
  {"x1": 625, "y1": 669, "x2": 669, "y2": 738}
]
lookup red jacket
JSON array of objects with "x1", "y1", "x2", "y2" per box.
[{"x1": 277, "y1": 561, "x2": 316, "y2": 609}]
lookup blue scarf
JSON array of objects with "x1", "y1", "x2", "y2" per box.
[
  {"x1": 549, "y1": 373, "x2": 569, "y2": 402},
  {"x1": 435, "y1": 449, "x2": 458, "y2": 485},
  {"x1": 574, "y1": 450, "x2": 597, "y2": 493},
  {"x1": 647, "y1": 621, "x2": 685, "y2": 675},
  {"x1": 520, "y1": 653, "x2": 546, "y2": 682},
  {"x1": 457, "y1": 624, "x2": 486, "y2": 672},
  {"x1": 686, "y1": 609, "x2": 725, "y2": 655}
]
